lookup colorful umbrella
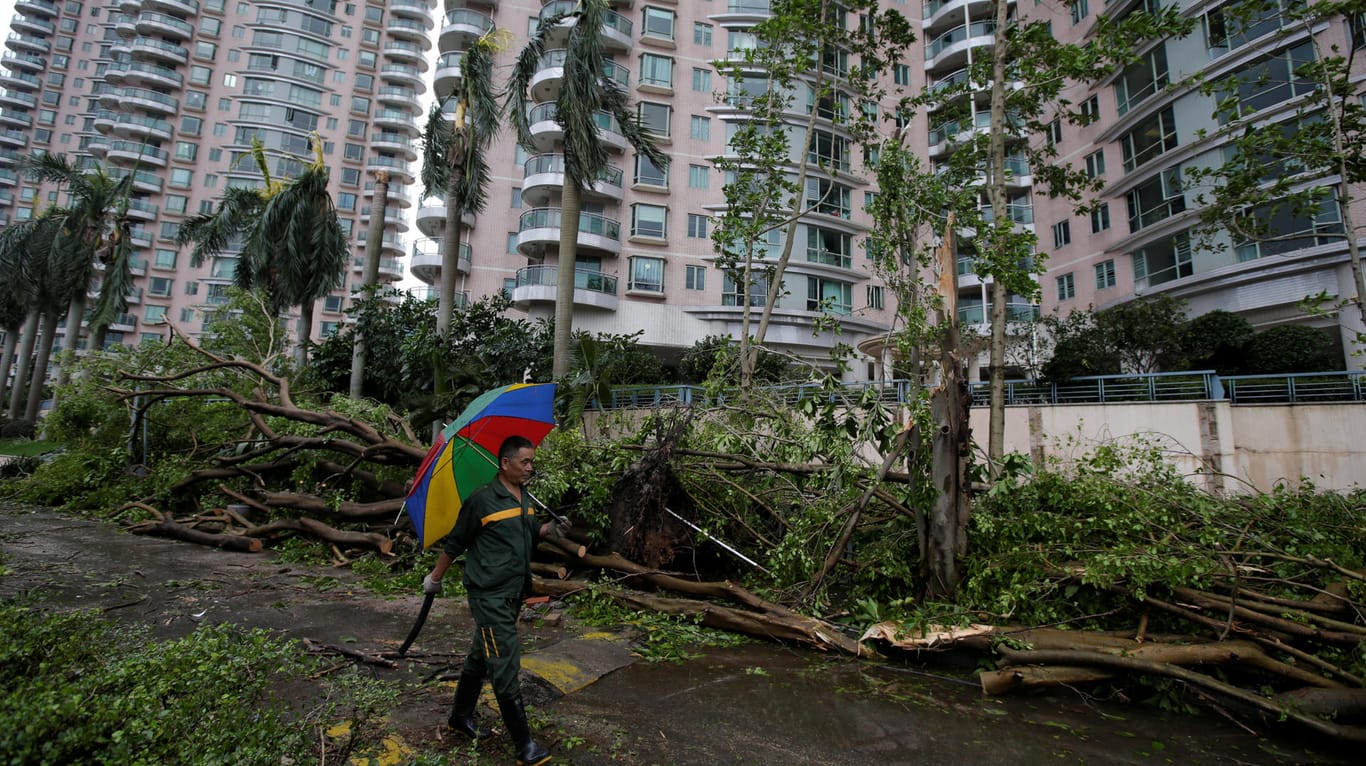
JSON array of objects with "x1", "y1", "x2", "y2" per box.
[{"x1": 404, "y1": 382, "x2": 557, "y2": 550}]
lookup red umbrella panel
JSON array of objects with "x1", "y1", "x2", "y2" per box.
[{"x1": 405, "y1": 383, "x2": 557, "y2": 550}]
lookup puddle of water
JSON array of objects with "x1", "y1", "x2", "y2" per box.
[{"x1": 551, "y1": 643, "x2": 1351, "y2": 766}]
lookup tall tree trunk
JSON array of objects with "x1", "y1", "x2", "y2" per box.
[
  {"x1": 23, "y1": 310, "x2": 60, "y2": 422},
  {"x1": 924, "y1": 215, "x2": 971, "y2": 599},
  {"x1": 351, "y1": 171, "x2": 389, "y2": 398},
  {"x1": 552, "y1": 180, "x2": 582, "y2": 379},
  {"x1": 436, "y1": 131, "x2": 468, "y2": 338},
  {"x1": 6, "y1": 311, "x2": 39, "y2": 420},
  {"x1": 56, "y1": 293, "x2": 86, "y2": 388},
  {"x1": 297, "y1": 301, "x2": 315, "y2": 367},
  {"x1": 0, "y1": 324, "x2": 19, "y2": 414},
  {"x1": 985, "y1": 0, "x2": 1011, "y2": 470}
]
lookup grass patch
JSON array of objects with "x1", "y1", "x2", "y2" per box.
[{"x1": 0, "y1": 439, "x2": 57, "y2": 457}]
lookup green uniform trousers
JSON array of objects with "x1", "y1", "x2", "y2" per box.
[{"x1": 465, "y1": 594, "x2": 523, "y2": 700}]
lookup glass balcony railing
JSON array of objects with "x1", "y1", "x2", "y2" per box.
[
  {"x1": 519, "y1": 207, "x2": 621, "y2": 241},
  {"x1": 957, "y1": 302, "x2": 1040, "y2": 324},
  {"x1": 516, "y1": 265, "x2": 618, "y2": 295},
  {"x1": 926, "y1": 20, "x2": 995, "y2": 60}
]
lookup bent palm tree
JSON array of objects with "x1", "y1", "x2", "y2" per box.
[
  {"x1": 421, "y1": 29, "x2": 507, "y2": 338},
  {"x1": 506, "y1": 0, "x2": 669, "y2": 376},
  {"x1": 17, "y1": 153, "x2": 136, "y2": 358},
  {"x1": 178, "y1": 137, "x2": 348, "y2": 364}
]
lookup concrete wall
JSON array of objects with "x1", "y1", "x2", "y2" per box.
[{"x1": 971, "y1": 402, "x2": 1365, "y2": 494}]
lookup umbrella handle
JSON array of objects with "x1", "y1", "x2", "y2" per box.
[
  {"x1": 398, "y1": 591, "x2": 436, "y2": 657},
  {"x1": 525, "y1": 489, "x2": 570, "y2": 527}
]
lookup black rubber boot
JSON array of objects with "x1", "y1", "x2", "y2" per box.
[
  {"x1": 497, "y1": 693, "x2": 551, "y2": 766},
  {"x1": 448, "y1": 669, "x2": 491, "y2": 739}
]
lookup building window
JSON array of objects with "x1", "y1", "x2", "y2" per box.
[
  {"x1": 324, "y1": 295, "x2": 344, "y2": 313},
  {"x1": 1046, "y1": 116, "x2": 1063, "y2": 146},
  {"x1": 694, "y1": 22, "x2": 712, "y2": 46},
  {"x1": 148, "y1": 277, "x2": 173, "y2": 297},
  {"x1": 1095, "y1": 259, "x2": 1117, "y2": 289},
  {"x1": 867, "y1": 285, "x2": 884, "y2": 310},
  {"x1": 184, "y1": 281, "x2": 198, "y2": 296},
  {"x1": 638, "y1": 102, "x2": 671, "y2": 137},
  {"x1": 1216, "y1": 41, "x2": 1317, "y2": 124},
  {"x1": 1115, "y1": 45, "x2": 1168, "y2": 116},
  {"x1": 1091, "y1": 203, "x2": 1111, "y2": 233},
  {"x1": 634, "y1": 155, "x2": 668, "y2": 187},
  {"x1": 169, "y1": 169, "x2": 193, "y2": 188},
  {"x1": 337, "y1": 192, "x2": 357, "y2": 211},
  {"x1": 1052, "y1": 220, "x2": 1071, "y2": 248},
  {"x1": 722, "y1": 273, "x2": 768, "y2": 307},
  {"x1": 688, "y1": 164, "x2": 709, "y2": 189},
  {"x1": 507, "y1": 233, "x2": 519, "y2": 253},
  {"x1": 1121, "y1": 106, "x2": 1177, "y2": 172},
  {"x1": 642, "y1": 6, "x2": 675, "y2": 41},
  {"x1": 174, "y1": 142, "x2": 198, "y2": 162},
  {"x1": 1084, "y1": 150, "x2": 1106, "y2": 178},
  {"x1": 510, "y1": 188, "x2": 523, "y2": 209},
  {"x1": 631, "y1": 203, "x2": 667, "y2": 238},
  {"x1": 1126, "y1": 167, "x2": 1185, "y2": 232},
  {"x1": 692, "y1": 68, "x2": 711, "y2": 92},
  {"x1": 639, "y1": 53, "x2": 674, "y2": 89},
  {"x1": 1070, "y1": 0, "x2": 1089, "y2": 25},
  {"x1": 893, "y1": 63, "x2": 910, "y2": 86},
  {"x1": 144, "y1": 305, "x2": 168, "y2": 324},
  {"x1": 1206, "y1": 1, "x2": 1287, "y2": 56},
  {"x1": 690, "y1": 115, "x2": 710, "y2": 141},
  {"x1": 1134, "y1": 231, "x2": 1194, "y2": 287},
  {"x1": 685, "y1": 264, "x2": 705, "y2": 290},
  {"x1": 807, "y1": 226, "x2": 851, "y2": 268},
  {"x1": 807, "y1": 277, "x2": 852, "y2": 315},
  {"x1": 687, "y1": 213, "x2": 708, "y2": 239},
  {"x1": 1079, "y1": 94, "x2": 1099, "y2": 124},
  {"x1": 1056, "y1": 272, "x2": 1075, "y2": 301},
  {"x1": 628, "y1": 256, "x2": 665, "y2": 293}
]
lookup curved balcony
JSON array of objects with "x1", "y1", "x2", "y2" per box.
[
  {"x1": 111, "y1": 61, "x2": 183, "y2": 89},
  {"x1": 0, "y1": 168, "x2": 17, "y2": 186},
  {"x1": 0, "y1": 147, "x2": 20, "y2": 166},
  {"x1": 145, "y1": 0, "x2": 200, "y2": 16},
  {"x1": 924, "y1": 0, "x2": 997, "y2": 37},
  {"x1": 110, "y1": 112, "x2": 174, "y2": 141},
  {"x1": 413, "y1": 197, "x2": 476, "y2": 239},
  {"x1": 386, "y1": 19, "x2": 433, "y2": 47},
  {"x1": 439, "y1": 8, "x2": 494, "y2": 51},
  {"x1": 433, "y1": 51, "x2": 463, "y2": 98},
  {"x1": 366, "y1": 155, "x2": 416, "y2": 185},
  {"x1": 526, "y1": 102, "x2": 627, "y2": 153},
  {"x1": 0, "y1": 107, "x2": 32, "y2": 128},
  {"x1": 370, "y1": 131, "x2": 417, "y2": 160},
  {"x1": 521, "y1": 154, "x2": 624, "y2": 206},
  {"x1": 352, "y1": 253, "x2": 405, "y2": 283},
  {"x1": 112, "y1": 12, "x2": 137, "y2": 38},
  {"x1": 409, "y1": 237, "x2": 472, "y2": 284},
  {"x1": 925, "y1": 20, "x2": 995, "y2": 73},
  {"x1": 16, "y1": 1, "x2": 60, "y2": 19},
  {"x1": 1, "y1": 51, "x2": 45, "y2": 72},
  {"x1": 12, "y1": 15, "x2": 54, "y2": 37},
  {"x1": 0, "y1": 88, "x2": 36, "y2": 109},
  {"x1": 373, "y1": 107, "x2": 419, "y2": 132},
  {"x1": 360, "y1": 202, "x2": 410, "y2": 235},
  {"x1": 130, "y1": 37, "x2": 189, "y2": 65},
  {"x1": 102, "y1": 86, "x2": 179, "y2": 115},
  {"x1": 137, "y1": 11, "x2": 195, "y2": 41},
  {"x1": 0, "y1": 127, "x2": 25, "y2": 147},
  {"x1": 365, "y1": 179, "x2": 411, "y2": 208},
  {"x1": 0, "y1": 69, "x2": 41, "y2": 93},
  {"x1": 710, "y1": 0, "x2": 772, "y2": 25},
  {"x1": 380, "y1": 63, "x2": 424, "y2": 90},
  {"x1": 516, "y1": 207, "x2": 621, "y2": 258},
  {"x1": 5, "y1": 33, "x2": 51, "y2": 55},
  {"x1": 389, "y1": 0, "x2": 432, "y2": 22},
  {"x1": 125, "y1": 197, "x2": 159, "y2": 221},
  {"x1": 106, "y1": 140, "x2": 169, "y2": 167},
  {"x1": 513, "y1": 265, "x2": 619, "y2": 311},
  {"x1": 384, "y1": 39, "x2": 429, "y2": 66},
  {"x1": 528, "y1": 50, "x2": 630, "y2": 103},
  {"x1": 110, "y1": 168, "x2": 164, "y2": 193},
  {"x1": 375, "y1": 85, "x2": 419, "y2": 108},
  {"x1": 538, "y1": 1, "x2": 633, "y2": 51}
]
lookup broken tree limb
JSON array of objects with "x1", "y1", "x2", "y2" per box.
[
  {"x1": 980, "y1": 665, "x2": 1115, "y2": 694},
  {"x1": 296, "y1": 517, "x2": 393, "y2": 555},
  {"x1": 532, "y1": 577, "x2": 863, "y2": 655},
  {"x1": 127, "y1": 515, "x2": 262, "y2": 553},
  {"x1": 302, "y1": 637, "x2": 397, "y2": 669},
  {"x1": 1171, "y1": 586, "x2": 1366, "y2": 644},
  {"x1": 993, "y1": 647, "x2": 1366, "y2": 745},
  {"x1": 256, "y1": 490, "x2": 404, "y2": 521}
]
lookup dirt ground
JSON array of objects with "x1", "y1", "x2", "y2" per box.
[{"x1": 1, "y1": 502, "x2": 1356, "y2": 766}]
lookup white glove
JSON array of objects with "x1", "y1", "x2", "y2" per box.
[{"x1": 422, "y1": 573, "x2": 442, "y2": 595}]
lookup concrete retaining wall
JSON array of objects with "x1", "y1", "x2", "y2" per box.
[{"x1": 970, "y1": 402, "x2": 1365, "y2": 494}]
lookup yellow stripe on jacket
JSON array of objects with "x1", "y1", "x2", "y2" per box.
[{"x1": 480, "y1": 506, "x2": 536, "y2": 526}]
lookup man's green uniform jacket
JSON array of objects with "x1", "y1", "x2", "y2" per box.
[{"x1": 440, "y1": 478, "x2": 538, "y2": 599}]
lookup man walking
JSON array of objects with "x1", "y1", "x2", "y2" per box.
[{"x1": 423, "y1": 434, "x2": 553, "y2": 766}]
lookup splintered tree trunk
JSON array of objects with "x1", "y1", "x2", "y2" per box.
[{"x1": 926, "y1": 378, "x2": 970, "y2": 599}]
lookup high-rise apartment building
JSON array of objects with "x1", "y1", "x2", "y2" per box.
[
  {"x1": 0, "y1": 0, "x2": 434, "y2": 349},
  {"x1": 4, "y1": 0, "x2": 1361, "y2": 382}
]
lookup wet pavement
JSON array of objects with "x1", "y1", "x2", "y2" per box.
[{"x1": 0, "y1": 502, "x2": 1352, "y2": 765}]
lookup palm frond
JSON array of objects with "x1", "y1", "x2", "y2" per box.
[
  {"x1": 420, "y1": 100, "x2": 453, "y2": 197},
  {"x1": 505, "y1": 13, "x2": 565, "y2": 147}
]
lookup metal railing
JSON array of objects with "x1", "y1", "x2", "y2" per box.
[{"x1": 589, "y1": 371, "x2": 1365, "y2": 411}]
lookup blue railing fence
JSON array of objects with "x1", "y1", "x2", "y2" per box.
[{"x1": 590, "y1": 371, "x2": 1366, "y2": 410}]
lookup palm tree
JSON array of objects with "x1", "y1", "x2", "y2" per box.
[
  {"x1": 178, "y1": 136, "x2": 348, "y2": 365},
  {"x1": 420, "y1": 29, "x2": 507, "y2": 337},
  {"x1": 0, "y1": 213, "x2": 80, "y2": 421},
  {"x1": 506, "y1": 0, "x2": 669, "y2": 377},
  {"x1": 17, "y1": 153, "x2": 136, "y2": 365}
]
